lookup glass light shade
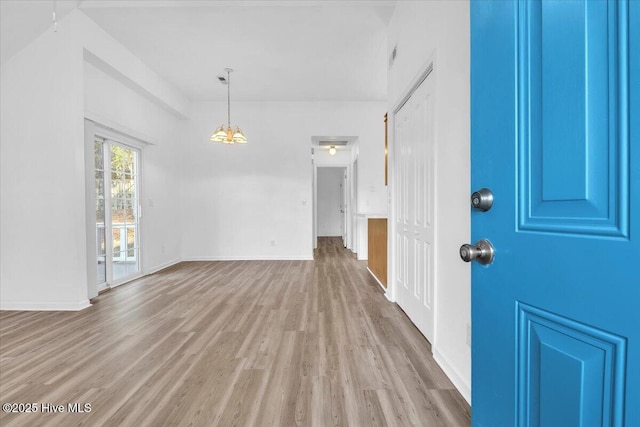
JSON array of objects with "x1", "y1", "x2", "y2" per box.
[
  {"x1": 210, "y1": 125, "x2": 227, "y2": 142},
  {"x1": 329, "y1": 146, "x2": 337, "y2": 155},
  {"x1": 232, "y1": 128, "x2": 248, "y2": 144},
  {"x1": 210, "y1": 125, "x2": 247, "y2": 144}
]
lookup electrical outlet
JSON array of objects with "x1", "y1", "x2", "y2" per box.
[
  {"x1": 466, "y1": 323, "x2": 471, "y2": 347},
  {"x1": 270, "y1": 240, "x2": 276, "y2": 247}
]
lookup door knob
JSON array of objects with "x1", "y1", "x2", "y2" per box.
[
  {"x1": 460, "y1": 239, "x2": 495, "y2": 265},
  {"x1": 471, "y1": 188, "x2": 493, "y2": 211}
]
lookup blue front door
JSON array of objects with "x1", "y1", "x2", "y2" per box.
[{"x1": 471, "y1": 1, "x2": 639, "y2": 425}]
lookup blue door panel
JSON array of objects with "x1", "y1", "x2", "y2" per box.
[
  {"x1": 471, "y1": 0, "x2": 639, "y2": 425},
  {"x1": 518, "y1": 303, "x2": 626, "y2": 426},
  {"x1": 538, "y1": 0, "x2": 589, "y2": 201},
  {"x1": 518, "y1": 0, "x2": 629, "y2": 236}
]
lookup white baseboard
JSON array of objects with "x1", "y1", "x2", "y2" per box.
[
  {"x1": 183, "y1": 255, "x2": 313, "y2": 261},
  {"x1": 0, "y1": 299, "x2": 92, "y2": 312},
  {"x1": 367, "y1": 267, "x2": 387, "y2": 292},
  {"x1": 433, "y1": 348, "x2": 471, "y2": 405},
  {"x1": 145, "y1": 258, "x2": 181, "y2": 275},
  {"x1": 384, "y1": 288, "x2": 395, "y2": 302}
]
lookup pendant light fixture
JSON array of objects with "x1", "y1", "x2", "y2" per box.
[{"x1": 210, "y1": 68, "x2": 248, "y2": 144}]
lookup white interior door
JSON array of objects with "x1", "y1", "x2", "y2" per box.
[
  {"x1": 393, "y1": 70, "x2": 435, "y2": 343},
  {"x1": 316, "y1": 167, "x2": 344, "y2": 237}
]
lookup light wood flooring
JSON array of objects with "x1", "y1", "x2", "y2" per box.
[{"x1": 0, "y1": 237, "x2": 470, "y2": 426}]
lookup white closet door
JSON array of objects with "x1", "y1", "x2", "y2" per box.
[{"x1": 393, "y1": 71, "x2": 435, "y2": 343}]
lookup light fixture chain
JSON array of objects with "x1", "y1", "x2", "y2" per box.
[
  {"x1": 227, "y1": 69, "x2": 231, "y2": 128},
  {"x1": 53, "y1": 0, "x2": 57, "y2": 32}
]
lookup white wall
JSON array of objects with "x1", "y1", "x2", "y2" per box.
[
  {"x1": 314, "y1": 148, "x2": 352, "y2": 166},
  {"x1": 83, "y1": 62, "x2": 185, "y2": 275},
  {"x1": 0, "y1": 10, "x2": 187, "y2": 310},
  {"x1": 181, "y1": 101, "x2": 385, "y2": 260},
  {"x1": 317, "y1": 167, "x2": 344, "y2": 236},
  {"x1": 0, "y1": 14, "x2": 86, "y2": 310},
  {"x1": 387, "y1": 1, "x2": 471, "y2": 402}
]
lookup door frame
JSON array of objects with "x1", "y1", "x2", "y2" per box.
[
  {"x1": 84, "y1": 118, "x2": 147, "y2": 297},
  {"x1": 100, "y1": 138, "x2": 142, "y2": 289},
  {"x1": 341, "y1": 169, "x2": 348, "y2": 244},
  {"x1": 313, "y1": 164, "x2": 351, "y2": 249}
]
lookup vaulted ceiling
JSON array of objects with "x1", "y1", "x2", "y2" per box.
[{"x1": 1, "y1": 0, "x2": 396, "y2": 102}]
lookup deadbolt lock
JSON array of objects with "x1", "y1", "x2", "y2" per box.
[{"x1": 471, "y1": 188, "x2": 493, "y2": 211}]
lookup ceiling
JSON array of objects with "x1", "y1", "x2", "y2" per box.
[
  {"x1": 0, "y1": 0, "x2": 78, "y2": 64},
  {"x1": 1, "y1": 0, "x2": 396, "y2": 102}
]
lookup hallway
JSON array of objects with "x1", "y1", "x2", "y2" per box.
[{"x1": 0, "y1": 237, "x2": 470, "y2": 426}]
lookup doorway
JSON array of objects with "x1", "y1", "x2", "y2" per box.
[{"x1": 316, "y1": 167, "x2": 346, "y2": 242}]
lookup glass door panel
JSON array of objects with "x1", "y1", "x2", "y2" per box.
[
  {"x1": 95, "y1": 141, "x2": 107, "y2": 285},
  {"x1": 109, "y1": 143, "x2": 140, "y2": 284},
  {"x1": 94, "y1": 138, "x2": 141, "y2": 287}
]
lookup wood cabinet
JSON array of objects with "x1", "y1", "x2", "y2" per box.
[{"x1": 367, "y1": 218, "x2": 387, "y2": 288}]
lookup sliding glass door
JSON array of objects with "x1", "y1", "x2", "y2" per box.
[
  {"x1": 109, "y1": 143, "x2": 140, "y2": 282},
  {"x1": 95, "y1": 138, "x2": 141, "y2": 288},
  {"x1": 95, "y1": 140, "x2": 107, "y2": 285}
]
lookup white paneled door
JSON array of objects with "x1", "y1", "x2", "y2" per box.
[{"x1": 393, "y1": 70, "x2": 435, "y2": 343}]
